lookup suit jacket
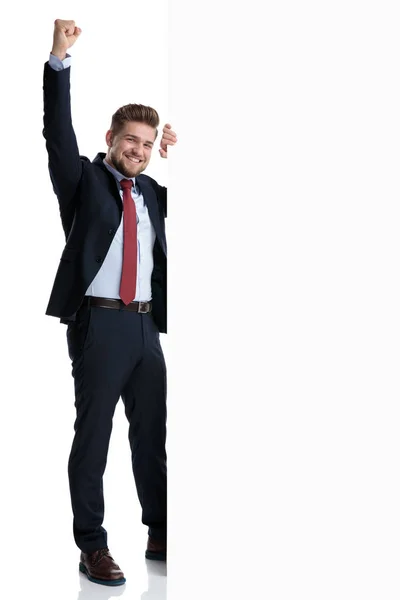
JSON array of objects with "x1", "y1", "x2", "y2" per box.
[{"x1": 42, "y1": 62, "x2": 167, "y2": 333}]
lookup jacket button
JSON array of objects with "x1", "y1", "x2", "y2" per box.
[
  {"x1": 108, "y1": 229, "x2": 115, "y2": 235},
  {"x1": 95, "y1": 256, "x2": 102, "y2": 263}
]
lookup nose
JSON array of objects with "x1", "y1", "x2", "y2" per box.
[{"x1": 132, "y1": 143, "x2": 144, "y2": 157}]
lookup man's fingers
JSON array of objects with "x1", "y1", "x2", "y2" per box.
[
  {"x1": 162, "y1": 134, "x2": 177, "y2": 144},
  {"x1": 54, "y1": 19, "x2": 80, "y2": 36},
  {"x1": 160, "y1": 123, "x2": 177, "y2": 156},
  {"x1": 163, "y1": 129, "x2": 176, "y2": 137},
  {"x1": 162, "y1": 130, "x2": 177, "y2": 140},
  {"x1": 55, "y1": 18, "x2": 75, "y2": 29}
]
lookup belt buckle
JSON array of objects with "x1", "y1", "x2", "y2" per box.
[{"x1": 137, "y1": 301, "x2": 148, "y2": 313}]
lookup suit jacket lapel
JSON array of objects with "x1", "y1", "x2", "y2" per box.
[{"x1": 93, "y1": 154, "x2": 123, "y2": 213}]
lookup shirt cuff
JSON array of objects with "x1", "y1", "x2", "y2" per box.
[{"x1": 48, "y1": 53, "x2": 72, "y2": 71}]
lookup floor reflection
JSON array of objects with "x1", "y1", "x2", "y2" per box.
[
  {"x1": 141, "y1": 559, "x2": 167, "y2": 600},
  {"x1": 77, "y1": 573, "x2": 127, "y2": 600},
  {"x1": 76, "y1": 559, "x2": 166, "y2": 600}
]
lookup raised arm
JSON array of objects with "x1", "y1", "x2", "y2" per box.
[{"x1": 43, "y1": 19, "x2": 83, "y2": 232}]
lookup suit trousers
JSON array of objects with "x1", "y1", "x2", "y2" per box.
[{"x1": 66, "y1": 302, "x2": 167, "y2": 553}]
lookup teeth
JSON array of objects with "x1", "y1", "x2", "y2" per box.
[{"x1": 127, "y1": 156, "x2": 140, "y2": 163}]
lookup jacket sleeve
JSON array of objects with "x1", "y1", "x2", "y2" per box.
[
  {"x1": 42, "y1": 62, "x2": 84, "y2": 233},
  {"x1": 158, "y1": 184, "x2": 167, "y2": 218},
  {"x1": 148, "y1": 179, "x2": 167, "y2": 218}
]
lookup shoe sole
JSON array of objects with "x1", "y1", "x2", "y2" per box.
[
  {"x1": 145, "y1": 550, "x2": 166, "y2": 561},
  {"x1": 79, "y1": 562, "x2": 126, "y2": 586}
]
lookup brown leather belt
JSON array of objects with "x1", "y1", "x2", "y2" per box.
[{"x1": 82, "y1": 296, "x2": 152, "y2": 313}]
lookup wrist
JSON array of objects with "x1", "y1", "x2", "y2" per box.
[{"x1": 50, "y1": 48, "x2": 67, "y2": 61}]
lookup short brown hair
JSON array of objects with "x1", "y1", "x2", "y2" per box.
[{"x1": 110, "y1": 104, "x2": 160, "y2": 138}]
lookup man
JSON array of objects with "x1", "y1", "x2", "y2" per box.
[{"x1": 42, "y1": 19, "x2": 176, "y2": 587}]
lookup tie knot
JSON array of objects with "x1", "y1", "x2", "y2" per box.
[{"x1": 120, "y1": 178, "x2": 133, "y2": 191}]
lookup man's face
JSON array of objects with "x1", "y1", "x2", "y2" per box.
[{"x1": 105, "y1": 121, "x2": 157, "y2": 178}]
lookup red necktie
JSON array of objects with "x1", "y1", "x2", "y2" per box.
[{"x1": 119, "y1": 178, "x2": 137, "y2": 305}]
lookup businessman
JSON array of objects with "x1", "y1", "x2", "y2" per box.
[{"x1": 42, "y1": 19, "x2": 175, "y2": 586}]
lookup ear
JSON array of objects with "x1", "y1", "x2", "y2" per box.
[{"x1": 105, "y1": 129, "x2": 113, "y2": 147}]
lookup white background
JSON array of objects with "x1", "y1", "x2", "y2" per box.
[{"x1": 1, "y1": 1, "x2": 400, "y2": 599}]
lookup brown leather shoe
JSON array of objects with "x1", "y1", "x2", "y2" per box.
[
  {"x1": 79, "y1": 547, "x2": 126, "y2": 586},
  {"x1": 145, "y1": 536, "x2": 166, "y2": 561}
]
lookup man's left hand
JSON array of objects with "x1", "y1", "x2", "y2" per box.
[{"x1": 159, "y1": 123, "x2": 177, "y2": 158}]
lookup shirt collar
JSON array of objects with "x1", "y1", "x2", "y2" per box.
[{"x1": 103, "y1": 158, "x2": 136, "y2": 189}]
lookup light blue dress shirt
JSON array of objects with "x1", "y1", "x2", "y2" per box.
[{"x1": 48, "y1": 54, "x2": 156, "y2": 302}]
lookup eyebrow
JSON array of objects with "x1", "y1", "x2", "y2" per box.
[{"x1": 124, "y1": 134, "x2": 154, "y2": 146}]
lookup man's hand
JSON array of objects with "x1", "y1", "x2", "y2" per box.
[
  {"x1": 51, "y1": 19, "x2": 82, "y2": 61},
  {"x1": 159, "y1": 124, "x2": 177, "y2": 158}
]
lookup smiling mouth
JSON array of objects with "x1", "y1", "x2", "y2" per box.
[{"x1": 126, "y1": 156, "x2": 141, "y2": 164}]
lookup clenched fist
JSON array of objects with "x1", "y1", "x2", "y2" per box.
[{"x1": 51, "y1": 19, "x2": 82, "y2": 61}]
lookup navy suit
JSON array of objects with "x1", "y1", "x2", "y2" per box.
[
  {"x1": 43, "y1": 62, "x2": 167, "y2": 333},
  {"x1": 42, "y1": 62, "x2": 167, "y2": 553}
]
